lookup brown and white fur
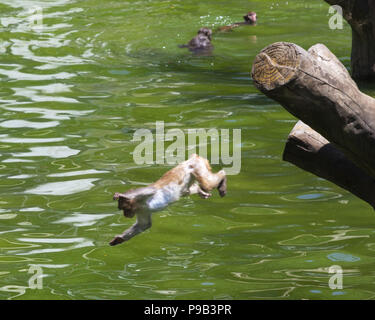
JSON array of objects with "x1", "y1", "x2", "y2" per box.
[{"x1": 110, "y1": 154, "x2": 226, "y2": 246}]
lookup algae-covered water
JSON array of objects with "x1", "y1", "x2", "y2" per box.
[{"x1": 1, "y1": 0, "x2": 375, "y2": 300}]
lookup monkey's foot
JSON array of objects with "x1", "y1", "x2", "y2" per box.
[
  {"x1": 218, "y1": 176, "x2": 227, "y2": 197},
  {"x1": 109, "y1": 235, "x2": 125, "y2": 246},
  {"x1": 198, "y1": 190, "x2": 212, "y2": 199}
]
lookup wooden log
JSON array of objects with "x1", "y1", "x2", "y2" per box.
[
  {"x1": 325, "y1": 0, "x2": 375, "y2": 80},
  {"x1": 284, "y1": 120, "x2": 375, "y2": 208},
  {"x1": 251, "y1": 42, "x2": 375, "y2": 179}
]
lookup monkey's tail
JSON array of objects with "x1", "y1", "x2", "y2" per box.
[{"x1": 178, "y1": 44, "x2": 188, "y2": 48}]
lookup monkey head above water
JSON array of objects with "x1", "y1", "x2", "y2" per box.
[
  {"x1": 244, "y1": 11, "x2": 257, "y2": 25},
  {"x1": 196, "y1": 27, "x2": 212, "y2": 40},
  {"x1": 179, "y1": 27, "x2": 213, "y2": 53},
  {"x1": 218, "y1": 11, "x2": 257, "y2": 32},
  {"x1": 110, "y1": 154, "x2": 227, "y2": 246}
]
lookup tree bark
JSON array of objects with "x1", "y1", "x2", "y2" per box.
[
  {"x1": 284, "y1": 120, "x2": 375, "y2": 208},
  {"x1": 325, "y1": 0, "x2": 375, "y2": 80},
  {"x1": 252, "y1": 41, "x2": 375, "y2": 180}
]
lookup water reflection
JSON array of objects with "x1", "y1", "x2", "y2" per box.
[
  {"x1": 18, "y1": 239, "x2": 95, "y2": 256},
  {"x1": 25, "y1": 178, "x2": 99, "y2": 195},
  {"x1": 0, "y1": 120, "x2": 59, "y2": 129},
  {"x1": 327, "y1": 253, "x2": 361, "y2": 262},
  {"x1": 280, "y1": 191, "x2": 342, "y2": 202},
  {"x1": 54, "y1": 213, "x2": 112, "y2": 227},
  {"x1": 13, "y1": 146, "x2": 80, "y2": 159},
  {"x1": 2, "y1": 106, "x2": 94, "y2": 120},
  {"x1": 48, "y1": 169, "x2": 108, "y2": 178},
  {"x1": 0, "y1": 66, "x2": 75, "y2": 81},
  {"x1": 0, "y1": 135, "x2": 64, "y2": 143},
  {"x1": 12, "y1": 87, "x2": 79, "y2": 103}
]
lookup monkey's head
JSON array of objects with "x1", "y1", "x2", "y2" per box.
[
  {"x1": 113, "y1": 187, "x2": 155, "y2": 218},
  {"x1": 198, "y1": 27, "x2": 212, "y2": 40},
  {"x1": 113, "y1": 192, "x2": 137, "y2": 218},
  {"x1": 244, "y1": 11, "x2": 257, "y2": 24}
]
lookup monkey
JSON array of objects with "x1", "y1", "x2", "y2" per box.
[
  {"x1": 109, "y1": 154, "x2": 227, "y2": 246},
  {"x1": 243, "y1": 11, "x2": 257, "y2": 25},
  {"x1": 217, "y1": 11, "x2": 257, "y2": 32},
  {"x1": 179, "y1": 27, "x2": 213, "y2": 53}
]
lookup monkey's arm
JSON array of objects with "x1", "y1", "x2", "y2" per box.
[
  {"x1": 215, "y1": 23, "x2": 243, "y2": 33},
  {"x1": 109, "y1": 213, "x2": 152, "y2": 246}
]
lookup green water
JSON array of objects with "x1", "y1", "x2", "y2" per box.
[{"x1": 1, "y1": 0, "x2": 375, "y2": 300}]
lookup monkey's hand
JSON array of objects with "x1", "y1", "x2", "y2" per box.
[{"x1": 109, "y1": 235, "x2": 125, "y2": 246}]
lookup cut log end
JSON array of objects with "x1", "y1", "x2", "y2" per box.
[{"x1": 251, "y1": 42, "x2": 301, "y2": 91}]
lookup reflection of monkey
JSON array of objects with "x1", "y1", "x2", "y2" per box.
[
  {"x1": 179, "y1": 27, "x2": 213, "y2": 53},
  {"x1": 218, "y1": 11, "x2": 257, "y2": 32},
  {"x1": 110, "y1": 154, "x2": 227, "y2": 246}
]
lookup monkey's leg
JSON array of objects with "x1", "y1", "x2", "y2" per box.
[
  {"x1": 109, "y1": 213, "x2": 152, "y2": 246},
  {"x1": 188, "y1": 182, "x2": 212, "y2": 199},
  {"x1": 194, "y1": 169, "x2": 227, "y2": 197}
]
